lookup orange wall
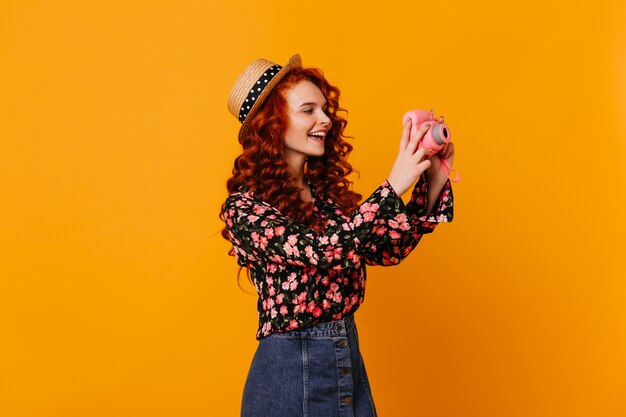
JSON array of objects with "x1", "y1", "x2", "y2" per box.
[{"x1": 1, "y1": 1, "x2": 625, "y2": 416}]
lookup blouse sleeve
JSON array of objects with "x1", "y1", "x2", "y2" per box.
[
  {"x1": 222, "y1": 184, "x2": 410, "y2": 270},
  {"x1": 361, "y1": 173, "x2": 454, "y2": 266}
]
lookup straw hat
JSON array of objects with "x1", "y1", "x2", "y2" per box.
[{"x1": 227, "y1": 54, "x2": 302, "y2": 142}]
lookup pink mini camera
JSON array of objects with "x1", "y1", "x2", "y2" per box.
[{"x1": 402, "y1": 109, "x2": 460, "y2": 183}]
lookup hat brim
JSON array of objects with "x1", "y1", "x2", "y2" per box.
[{"x1": 238, "y1": 54, "x2": 302, "y2": 143}]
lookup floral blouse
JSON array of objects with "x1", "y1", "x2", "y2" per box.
[{"x1": 221, "y1": 173, "x2": 454, "y2": 340}]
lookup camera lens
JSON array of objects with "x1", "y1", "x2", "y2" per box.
[{"x1": 443, "y1": 128, "x2": 448, "y2": 138}]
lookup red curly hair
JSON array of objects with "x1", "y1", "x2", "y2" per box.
[{"x1": 220, "y1": 66, "x2": 362, "y2": 283}]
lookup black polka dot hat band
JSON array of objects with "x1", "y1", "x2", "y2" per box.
[
  {"x1": 236, "y1": 64, "x2": 282, "y2": 123},
  {"x1": 227, "y1": 54, "x2": 302, "y2": 141}
]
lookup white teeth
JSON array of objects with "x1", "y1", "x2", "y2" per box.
[{"x1": 309, "y1": 132, "x2": 325, "y2": 137}]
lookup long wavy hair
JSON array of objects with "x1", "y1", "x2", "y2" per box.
[{"x1": 220, "y1": 66, "x2": 362, "y2": 286}]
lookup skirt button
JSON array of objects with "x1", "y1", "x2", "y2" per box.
[
  {"x1": 339, "y1": 368, "x2": 352, "y2": 375},
  {"x1": 341, "y1": 396, "x2": 353, "y2": 405},
  {"x1": 336, "y1": 339, "x2": 348, "y2": 348}
]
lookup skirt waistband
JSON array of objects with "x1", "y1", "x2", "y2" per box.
[{"x1": 267, "y1": 314, "x2": 356, "y2": 339}]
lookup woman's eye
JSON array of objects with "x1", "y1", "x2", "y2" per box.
[{"x1": 304, "y1": 109, "x2": 313, "y2": 114}]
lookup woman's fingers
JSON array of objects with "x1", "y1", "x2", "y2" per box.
[
  {"x1": 407, "y1": 122, "x2": 432, "y2": 154},
  {"x1": 415, "y1": 147, "x2": 430, "y2": 164},
  {"x1": 399, "y1": 118, "x2": 411, "y2": 151},
  {"x1": 417, "y1": 158, "x2": 432, "y2": 174},
  {"x1": 441, "y1": 142, "x2": 454, "y2": 160},
  {"x1": 440, "y1": 143, "x2": 448, "y2": 158}
]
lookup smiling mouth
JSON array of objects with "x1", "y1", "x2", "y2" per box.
[{"x1": 308, "y1": 132, "x2": 326, "y2": 142}]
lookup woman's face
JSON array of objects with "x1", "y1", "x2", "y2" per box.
[{"x1": 282, "y1": 80, "x2": 331, "y2": 160}]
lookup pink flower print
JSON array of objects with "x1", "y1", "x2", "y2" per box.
[
  {"x1": 287, "y1": 235, "x2": 298, "y2": 245},
  {"x1": 381, "y1": 187, "x2": 390, "y2": 197},
  {"x1": 312, "y1": 307, "x2": 322, "y2": 317},
  {"x1": 330, "y1": 234, "x2": 339, "y2": 245},
  {"x1": 389, "y1": 230, "x2": 402, "y2": 239},
  {"x1": 235, "y1": 200, "x2": 244, "y2": 207},
  {"x1": 262, "y1": 322, "x2": 271, "y2": 334},
  {"x1": 274, "y1": 226, "x2": 285, "y2": 236},
  {"x1": 251, "y1": 232, "x2": 260, "y2": 243},
  {"x1": 280, "y1": 305, "x2": 288, "y2": 316},
  {"x1": 297, "y1": 291, "x2": 307, "y2": 303},
  {"x1": 247, "y1": 214, "x2": 259, "y2": 222},
  {"x1": 268, "y1": 286, "x2": 275, "y2": 296},
  {"x1": 289, "y1": 280, "x2": 298, "y2": 291},
  {"x1": 375, "y1": 226, "x2": 387, "y2": 236},
  {"x1": 363, "y1": 211, "x2": 375, "y2": 222},
  {"x1": 288, "y1": 320, "x2": 299, "y2": 330},
  {"x1": 353, "y1": 214, "x2": 363, "y2": 227},
  {"x1": 321, "y1": 276, "x2": 329, "y2": 286},
  {"x1": 282, "y1": 242, "x2": 294, "y2": 257},
  {"x1": 261, "y1": 220, "x2": 268, "y2": 227},
  {"x1": 282, "y1": 281, "x2": 290, "y2": 290},
  {"x1": 330, "y1": 282, "x2": 339, "y2": 293},
  {"x1": 264, "y1": 228, "x2": 274, "y2": 238},
  {"x1": 395, "y1": 213, "x2": 408, "y2": 223},
  {"x1": 253, "y1": 205, "x2": 266, "y2": 215},
  {"x1": 305, "y1": 245, "x2": 314, "y2": 257},
  {"x1": 322, "y1": 299, "x2": 331, "y2": 310},
  {"x1": 319, "y1": 236, "x2": 329, "y2": 245},
  {"x1": 388, "y1": 219, "x2": 400, "y2": 229},
  {"x1": 276, "y1": 293, "x2": 284, "y2": 304},
  {"x1": 270, "y1": 308, "x2": 277, "y2": 319},
  {"x1": 333, "y1": 291, "x2": 342, "y2": 303},
  {"x1": 437, "y1": 214, "x2": 449, "y2": 222}
]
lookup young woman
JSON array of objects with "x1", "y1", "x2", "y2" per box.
[{"x1": 221, "y1": 54, "x2": 454, "y2": 417}]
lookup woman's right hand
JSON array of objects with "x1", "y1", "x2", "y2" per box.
[{"x1": 386, "y1": 118, "x2": 433, "y2": 197}]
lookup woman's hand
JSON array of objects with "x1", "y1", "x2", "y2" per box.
[
  {"x1": 386, "y1": 118, "x2": 433, "y2": 197},
  {"x1": 425, "y1": 115, "x2": 455, "y2": 184}
]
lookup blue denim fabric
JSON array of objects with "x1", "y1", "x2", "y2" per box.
[{"x1": 241, "y1": 314, "x2": 378, "y2": 417}]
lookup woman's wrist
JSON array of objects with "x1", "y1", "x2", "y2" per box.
[{"x1": 386, "y1": 176, "x2": 405, "y2": 197}]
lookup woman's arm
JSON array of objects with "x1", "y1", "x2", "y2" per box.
[
  {"x1": 425, "y1": 139, "x2": 456, "y2": 215},
  {"x1": 222, "y1": 181, "x2": 408, "y2": 271},
  {"x1": 361, "y1": 172, "x2": 453, "y2": 266},
  {"x1": 426, "y1": 176, "x2": 449, "y2": 215},
  {"x1": 360, "y1": 117, "x2": 455, "y2": 266}
]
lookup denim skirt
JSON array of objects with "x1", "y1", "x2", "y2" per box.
[{"x1": 241, "y1": 314, "x2": 378, "y2": 417}]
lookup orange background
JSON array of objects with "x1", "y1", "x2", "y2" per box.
[{"x1": 1, "y1": 1, "x2": 625, "y2": 416}]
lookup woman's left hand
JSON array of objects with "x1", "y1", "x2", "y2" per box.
[{"x1": 426, "y1": 115, "x2": 455, "y2": 183}]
